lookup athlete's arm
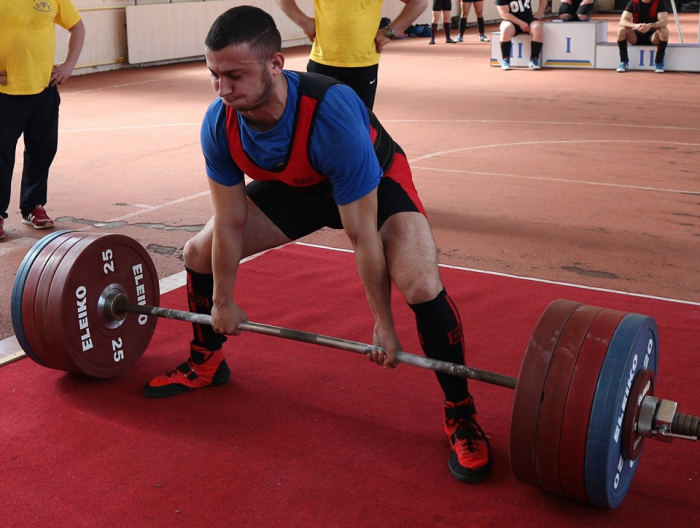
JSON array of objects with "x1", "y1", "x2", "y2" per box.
[
  {"x1": 376, "y1": 0, "x2": 428, "y2": 52},
  {"x1": 208, "y1": 178, "x2": 249, "y2": 336},
  {"x1": 275, "y1": 0, "x2": 316, "y2": 42},
  {"x1": 51, "y1": 20, "x2": 85, "y2": 86},
  {"x1": 619, "y1": 10, "x2": 636, "y2": 29},
  {"x1": 338, "y1": 189, "x2": 401, "y2": 368},
  {"x1": 534, "y1": 0, "x2": 547, "y2": 19},
  {"x1": 648, "y1": 11, "x2": 668, "y2": 29}
]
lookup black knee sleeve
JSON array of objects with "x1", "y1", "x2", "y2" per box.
[
  {"x1": 409, "y1": 288, "x2": 469, "y2": 402},
  {"x1": 186, "y1": 268, "x2": 227, "y2": 351}
]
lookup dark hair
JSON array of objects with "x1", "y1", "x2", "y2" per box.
[{"x1": 205, "y1": 5, "x2": 282, "y2": 61}]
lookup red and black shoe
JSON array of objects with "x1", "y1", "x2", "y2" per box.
[
  {"x1": 143, "y1": 347, "x2": 230, "y2": 398},
  {"x1": 444, "y1": 398, "x2": 493, "y2": 483}
]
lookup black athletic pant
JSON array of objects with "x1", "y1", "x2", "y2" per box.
[
  {"x1": 0, "y1": 86, "x2": 60, "y2": 219},
  {"x1": 307, "y1": 60, "x2": 379, "y2": 110}
]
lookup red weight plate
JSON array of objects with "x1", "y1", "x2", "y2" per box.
[
  {"x1": 621, "y1": 369, "x2": 654, "y2": 460},
  {"x1": 33, "y1": 233, "x2": 95, "y2": 372},
  {"x1": 46, "y1": 233, "x2": 160, "y2": 378},
  {"x1": 510, "y1": 299, "x2": 582, "y2": 487},
  {"x1": 22, "y1": 233, "x2": 91, "y2": 370},
  {"x1": 534, "y1": 304, "x2": 603, "y2": 495},
  {"x1": 558, "y1": 308, "x2": 627, "y2": 502}
]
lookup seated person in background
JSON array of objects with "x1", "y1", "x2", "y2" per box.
[
  {"x1": 496, "y1": 0, "x2": 546, "y2": 71},
  {"x1": 558, "y1": 0, "x2": 594, "y2": 21},
  {"x1": 616, "y1": 0, "x2": 669, "y2": 73}
]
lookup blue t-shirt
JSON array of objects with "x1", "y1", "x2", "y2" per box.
[{"x1": 200, "y1": 71, "x2": 383, "y2": 206}]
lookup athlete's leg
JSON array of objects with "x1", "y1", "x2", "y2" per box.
[
  {"x1": 143, "y1": 198, "x2": 292, "y2": 397},
  {"x1": 530, "y1": 20, "x2": 544, "y2": 61},
  {"x1": 380, "y1": 210, "x2": 492, "y2": 482},
  {"x1": 443, "y1": 10, "x2": 454, "y2": 42},
  {"x1": 474, "y1": 1, "x2": 487, "y2": 38},
  {"x1": 499, "y1": 21, "x2": 516, "y2": 62},
  {"x1": 458, "y1": 1, "x2": 472, "y2": 38}
]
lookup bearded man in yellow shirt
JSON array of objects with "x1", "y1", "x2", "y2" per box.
[
  {"x1": 276, "y1": 0, "x2": 427, "y2": 109},
  {"x1": 0, "y1": 0, "x2": 85, "y2": 239}
]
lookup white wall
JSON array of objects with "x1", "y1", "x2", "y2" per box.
[{"x1": 57, "y1": 0, "x2": 562, "y2": 75}]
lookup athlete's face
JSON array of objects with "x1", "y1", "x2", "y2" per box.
[{"x1": 206, "y1": 43, "x2": 278, "y2": 112}]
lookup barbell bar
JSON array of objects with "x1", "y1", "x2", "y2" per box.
[
  {"x1": 105, "y1": 291, "x2": 519, "y2": 389},
  {"x1": 107, "y1": 291, "x2": 699, "y2": 441},
  {"x1": 10, "y1": 231, "x2": 700, "y2": 509}
]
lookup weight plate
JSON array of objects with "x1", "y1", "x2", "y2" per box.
[
  {"x1": 585, "y1": 313, "x2": 658, "y2": 509},
  {"x1": 535, "y1": 304, "x2": 603, "y2": 495},
  {"x1": 11, "y1": 230, "x2": 75, "y2": 366},
  {"x1": 46, "y1": 233, "x2": 160, "y2": 378},
  {"x1": 510, "y1": 299, "x2": 582, "y2": 487},
  {"x1": 21, "y1": 232, "x2": 89, "y2": 370},
  {"x1": 559, "y1": 308, "x2": 626, "y2": 502}
]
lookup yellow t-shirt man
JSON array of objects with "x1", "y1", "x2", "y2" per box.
[
  {"x1": 0, "y1": 0, "x2": 82, "y2": 95},
  {"x1": 310, "y1": 0, "x2": 382, "y2": 67}
]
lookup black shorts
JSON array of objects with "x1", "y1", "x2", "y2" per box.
[
  {"x1": 511, "y1": 16, "x2": 539, "y2": 36},
  {"x1": 246, "y1": 153, "x2": 425, "y2": 240},
  {"x1": 432, "y1": 0, "x2": 453, "y2": 11},
  {"x1": 307, "y1": 61, "x2": 379, "y2": 110},
  {"x1": 559, "y1": 0, "x2": 594, "y2": 16},
  {"x1": 633, "y1": 29, "x2": 657, "y2": 45}
]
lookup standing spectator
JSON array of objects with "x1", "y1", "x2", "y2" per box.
[
  {"x1": 616, "y1": 0, "x2": 669, "y2": 73},
  {"x1": 558, "y1": 0, "x2": 595, "y2": 22},
  {"x1": 496, "y1": 0, "x2": 545, "y2": 70},
  {"x1": 455, "y1": 0, "x2": 490, "y2": 42},
  {"x1": 0, "y1": 0, "x2": 85, "y2": 239},
  {"x1": 429, "y1": 0, "x2": 456, "y2": 44},
  {"x1": 276, "y1": 0, "x2": 428, "y2": 109}
]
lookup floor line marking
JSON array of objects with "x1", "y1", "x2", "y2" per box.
[
  {"x1": 295, "y1": 242, "x2": 700, "y2": 307},
  {"x1": 385, "y1": 118, "x2": 700, "y2": 133},
  {"x1": 407, "y1": 139, "x2": 700, "y2": 163},
  {"x1": 413, "y1": 165, "x2": 699, "y2": 195}
]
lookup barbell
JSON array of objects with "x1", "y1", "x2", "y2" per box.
[{"x1": 10, "y1": 231, "x2": 699, "y2": 509}]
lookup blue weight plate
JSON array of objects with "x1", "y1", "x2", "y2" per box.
[
  {"x1": 584, "y1": 313, "x2": 658, "y2": 509},
  {"x1": 10, "y1": 230, "x2": 75, "y2": 365}
]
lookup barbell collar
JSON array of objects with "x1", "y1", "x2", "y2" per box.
[{"x1": 108, "y1": 293, "x2": 519, "y2": 390}]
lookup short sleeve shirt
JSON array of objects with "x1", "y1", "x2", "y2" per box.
[
  {"x1": 0, "y1": 0, "x2": 81, "y2": 95},
  {"x1": 496, "y1": 0, "x2": 535, "y2": 21},
  {"x1": 624, "y1": 0, "x2": 668, "y2": 23},
  {"x1": 200, "y1": 71, "x2": 383, "y2": 206}
]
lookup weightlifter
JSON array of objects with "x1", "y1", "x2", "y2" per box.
[{"x1": 143, "y1": 5, "x2": 492, "y2": 484}]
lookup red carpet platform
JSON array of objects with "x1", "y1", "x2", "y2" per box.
[{"x1": 2, "y1": 243, "x2": 699, "y2": 527}]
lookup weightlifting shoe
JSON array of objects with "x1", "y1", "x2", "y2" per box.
[
  {"x1": 22, "y1": 205, "x2": 54, "y2": 229},
  {"x1": 479, "y1": 34, "x2": 490, "y2": 42},
  {"x1": 528, "y1": 58, "x2": 541, "y2": 70},
  {"x1": 617, "y1": 61, "x2": 629, "y2": 73},
  {"x1": 444, "y1": 398, "x2": 492, "y2": 483},
  {"x1": 455, "y1": 35, "x2": 464, "y2": 42},
  {"x1": 143, "y1": 347, "x2": 230, "y2": 398},
  {"x1": 654, "y1": 62, "x2": 665, "y2": 73},
  {"x1": 501, "y1": 59, "x2": 511, "y2": 71}
]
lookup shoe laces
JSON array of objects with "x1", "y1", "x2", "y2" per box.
[
  {"x1": 163, "y1": 358, "x2": 197, "y2": 379},
  {"x1": 446, "y1": 408, "x2": 492, "y2": 454}
]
